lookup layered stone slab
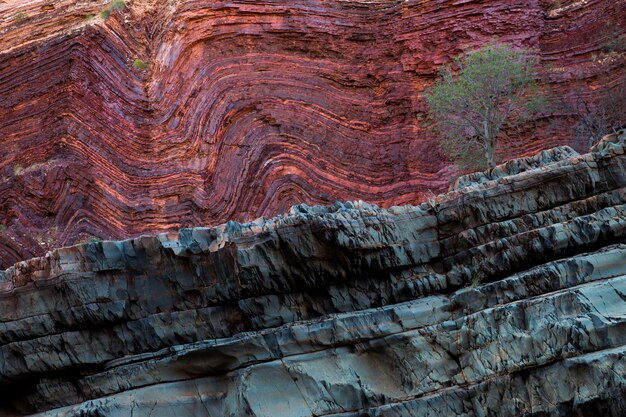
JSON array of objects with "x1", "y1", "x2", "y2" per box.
[{"x1": 0, "y1": 133, "x2": 624, "y2": 416}]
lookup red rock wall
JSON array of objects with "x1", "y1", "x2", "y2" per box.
[{"x1": 0, "y1": 0, "x2": 624, "y2": 267}]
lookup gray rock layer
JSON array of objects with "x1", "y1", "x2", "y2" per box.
[{"x1": 1, "y1": 133, "x2": 625, "y2": 417}]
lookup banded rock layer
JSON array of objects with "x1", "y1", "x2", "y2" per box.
[
  {"x1": 0, "y1": 133, "x2": 625, "y2": 416},
  {"x1": 1, "y1": 0, "x2": 625, "y2": 267}
]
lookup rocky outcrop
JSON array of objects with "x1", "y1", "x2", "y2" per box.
[
  {"x1": 1, "y1": 0, "x2": 624, "y2": 267},
  {"x1": 1, "y1": 133, "x2": 625, "y2": 416}
]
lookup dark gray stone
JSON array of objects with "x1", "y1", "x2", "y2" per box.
[{"x1": 1, "y1": 134, "x2": 625, "y2": 416}]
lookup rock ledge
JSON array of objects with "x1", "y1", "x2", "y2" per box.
[{"x1": 1, "y1": 134, "x2": 626, "y2": 416}]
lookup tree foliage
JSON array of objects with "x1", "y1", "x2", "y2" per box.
[
  {"x1": 101, "y1": 0, "x2": 125, "y2": 19},
  {"x1": 424, "y1": 43, "x2": 544, "y2": 170},
  {"x1": 133, "y1": 59, "x2": 149, "y2": 70}
]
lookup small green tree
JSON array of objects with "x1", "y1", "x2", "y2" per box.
[
  {"x1": 14, "y1": 12, "x2": 29, "y2": 22},
  {"x1": 133, "y1": 59, "x2": 149, "y2": 70},
  {"x1": 101, "y1": 0, "x2": 125, "y2": 19},
  {"x1": 424, "y1": 43, "x2": 544, "y2": 170}
]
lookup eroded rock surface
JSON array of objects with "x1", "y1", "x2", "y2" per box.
[
  {"x1": 1, "y1": 0, "x2": 624, "y2": 267},
  {"x1": 0, "y1": 134, "x2": 625, "y2": 416}
]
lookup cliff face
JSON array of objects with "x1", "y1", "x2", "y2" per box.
[
  {"x1": 1, "y1": 133, "x2": 625, "y2": 416},
  {"x1": 0, "y1": 0, "x2": 624, "y2": 267}
]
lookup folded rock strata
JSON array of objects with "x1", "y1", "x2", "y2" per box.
[
  {"x1": 0, "y1": 133, "x2": 625, "y2": 416},
  {"x1": 0, "y1": 0, "x2": 624, "y2": 267}
]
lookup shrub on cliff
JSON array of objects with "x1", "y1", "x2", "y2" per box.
[
  {"x1": 570, "y1": 82, "x2": 626, "y2": 149},
  {"x1": 424, "y1": 43, "x2": 544, "y2": 170},
  {"x1": 568, "y1": 25, "x2": 626, "y2": 148},
  {"x1": 133, "y1": 59, "x2": 149, "y2": 70},
  {"x1": 14, "y1": 12, "x2": 29, "y2": 22},
  {"x1": 101, "y1": 0, "x2": 125, "y2": 19}
]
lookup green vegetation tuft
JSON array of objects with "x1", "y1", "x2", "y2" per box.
[
  {"x1": 101, "y1": 0, "x2": 125, "y2": 19},
  {"x1": 0, "y1": 225, "x2": 6, "y2": 233},
  {"x1": 14, "y1": 12, "x2": 29, "y2": 22},
  {"x1": 470, "y1": 275, "x2": 480, "y2": 287},
  {"x1": 133, "y1": 59, "x2": 149, "y2": 70},
  {"x1": 13, "y1": 165, "x2": 24, "y2": 176},
  {"x1": 84, "y1": 14, "x2": 96, "y2": 21}
]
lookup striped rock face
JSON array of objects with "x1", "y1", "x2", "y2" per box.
[
  {"x1": 0, "y1": 0, "x2": 624, "y2": 267},
  {"x1": 0, "y1": 133, "x2": 625, "y2": 416}
]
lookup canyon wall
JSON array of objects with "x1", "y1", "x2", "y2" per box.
[
  {"x1": 0, "y1": 0, "x2": 624, "y2": 267},
  {"x1": 0, "y1": 131, "x2": 625, "y2": 416}
]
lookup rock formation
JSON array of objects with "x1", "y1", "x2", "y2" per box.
[
  {"x1": 1, "y1": 0, "x2": 624, "y2": 267},
  {"x1": 1, "y1": 132, "x2": 625, "y2": 416}
]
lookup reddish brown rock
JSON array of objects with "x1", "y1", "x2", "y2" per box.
[
  {"x1": 0, "y1": 0, "x2": 624, "y2": 267},
  {"x1": 0, "y1": 132, "x2": 625, "y2": 416}
]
